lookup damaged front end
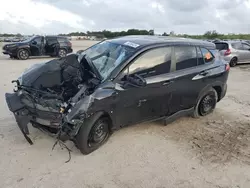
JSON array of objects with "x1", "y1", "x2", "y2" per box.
[{"x1": 5, "y1": 54, "x2": 100, "y2": 145}]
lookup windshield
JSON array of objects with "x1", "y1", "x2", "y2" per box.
[
  {"x1": 22, "y1": 36, "x2": 37, "y2": 43},
  {"x1": 79, "y1": 41, "x2": 136, "y2": 80}
]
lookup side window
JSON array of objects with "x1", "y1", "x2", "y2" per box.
[
  {"x1": 231, "y1": 42, "x2": 242, "y2": 50},
  {"x1": 200, "y1": 48, "x2": 214, "y2": 63},
  {"x1": 175, "y1": 46, "x2": 197, "y2": 70},
  {"x1": 57, "y1": 37, "x2": 69, "y2": 43},
  {"x1": 128, "y1": 47, "x2": 171, "y2": 78},
  {"x1": 46, "y1": 37, "x2": 58, "y2": 45},
  {"x1": 33, "y1": 37, "x2": 42, "y2": 45},
  {"x1": 242, "y1": 43, "x2": 250, "y2": 51}
]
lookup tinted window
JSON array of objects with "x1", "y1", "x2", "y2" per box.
[
  {"x1": 33, "y1": 37, "x2": 42, "y2": 45},
  {"x1": 200, "y1": 48, "x2": 214, "y2": 63},
  {"x1": 175, "y1": 46, "x2": 197, "y2": 70},
  {"x1": 46, "y1": 37, "x2": 57, "y2": 45},
  {"x1": 231, "y1": 42, "x2": 242, "y2": 50},
  {"x1": 57, "y1": 37, "x2": 69, "y2": 43},
  {"x1": 215, "y1": 43, "x2": 228, "y2": 51},
  {"x1": 242, "y1": 43, "x2": 250, "y2": 50},
  {"x1": 129, "y1": 47, "x2": 171, "y2": 78}
]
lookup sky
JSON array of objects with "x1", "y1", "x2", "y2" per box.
[{"x1": 0, "y1": 0, "x2": 250, "y2": 35}]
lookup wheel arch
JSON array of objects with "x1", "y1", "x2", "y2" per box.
[
  {"x1": 57, "y1": 47, "x2": 68, "y2": 53},
  {"x1": 213, "y1": 85, "x2": 222, "y2": 102},
  {"x1": 85, "y1": 111, "x2": 114, "y2": 131},
  {"x1": 18, "y1": 47, "x2": 31, "y2": 55},
  {"x1": 196, "y1": 82, "x2": 223, "y2": 105},
  {"x1": 231, "y1": 56, "x2": 238, "y2": 61}
]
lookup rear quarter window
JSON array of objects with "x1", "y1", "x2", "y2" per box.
[
  {"x1": 57, "y1": 37, "x2": 70, "y2": 43},
  {"x1": 231, "y1": 42, "x2": 242, "y2": 50},
  {"x1": 198, "y1": 47, "x2": 215, "y2": 65},
  {"x1": 46, "y1": 37, "x2": 57, "y2": 45},
  {"x1": 215, "y1": 43, "x2": 228, "y2": 51}
]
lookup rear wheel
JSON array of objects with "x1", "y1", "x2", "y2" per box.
[
  {"x1": 76, "y1": 117, "x2": 110, "y2": 155},
  {"x1": 17, "y1": 49, "x2": 29, "y2": 60},
  {"x1": 58, "y1": 49, "x2": 67, "y2": 58},
  {"x1": 192, "y1": 88, "x2": 218, "y2": 118},
  {"x1": 229, "y1": 57, "x2": 237, "y2": 67}
]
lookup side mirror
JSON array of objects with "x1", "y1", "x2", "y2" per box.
[
  {"x1": 123, "y1": 74, "x2": 147, "y2": 88},
  {"x1": 31, "y1": 41, "x2": 37, "y2": 45}
]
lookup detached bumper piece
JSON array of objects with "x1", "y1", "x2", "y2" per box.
[
  {"x1": 3, "y1": 51, "x2": 11, "y2": 55},
  {"x1": 5, "y1": 93, "x2": 33, "y2": 145}
]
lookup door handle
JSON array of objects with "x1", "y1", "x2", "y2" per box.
[
  {"x1": 162, "y1": 80, "x2": 173, "y2": 86},
  {"x1": 199, "y1": 71, "x2": 208, "y2": 76},
  {"x1": 138, "y1": 99, "x2": 147, "y2": 107}
]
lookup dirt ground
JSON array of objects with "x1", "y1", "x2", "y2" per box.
[{"x1": 0, "y1": 40, "x2": 250, "y2": 188}]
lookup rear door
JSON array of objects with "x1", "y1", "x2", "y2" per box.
[
  {"x1": 45, "y1": 37, "x2": 58, "y2": 55},
  {"x1": 231, "y1": 42, "x2": 247, "y2": 62},
  {"x1": 168, "y1": 45, "x2": 216, "y2": 115},
  {"x1": 240, "y1": 43, "x2": 250, "y2": 62}
]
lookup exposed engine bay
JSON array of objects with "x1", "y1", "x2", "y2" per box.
[
  {"x1": 5, "y1": 40, "x2": 136, "y2": 158},
  {"x1": 6, "y1": 54, "x2": 102, "y2": 147}
]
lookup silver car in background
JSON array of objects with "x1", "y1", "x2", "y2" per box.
[{"x1": 214, "y1": 41, "x2": 250, "y2": 67}]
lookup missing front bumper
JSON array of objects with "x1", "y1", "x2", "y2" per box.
[
  {"x1": 5, "y1": 92, "x2": 80, "y2": 145},
  {"x1": 5, "y1": 92, "x2": 33, "y2": 144}
]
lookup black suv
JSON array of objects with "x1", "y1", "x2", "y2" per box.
[
  {"x1": 5, "y1": 36, "x2": 229, "y2": 155},
  {"x1": 2, "y1": 35, "x2": 73, "y2": 60}
]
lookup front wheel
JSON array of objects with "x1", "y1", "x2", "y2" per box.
[
  {"x1": 17, "y1": 49, "x2": 29, "y2": 60},
  {"x1": 192, "y1": 88, "x2": 218, "y2": 118},
  {"x1": 76, "y1": 117, "x2": 110, "y2": 155}
]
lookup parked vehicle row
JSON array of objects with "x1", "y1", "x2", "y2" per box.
[
  {"x1": 5, "y1": 36, "x2": 229, "y2": 154},
  {"x1": 2, "y1": 35, "x2": 73, "y2": 60},
  {"x1": 214, "y1": 40, "x2": 250, "y2": 67}
]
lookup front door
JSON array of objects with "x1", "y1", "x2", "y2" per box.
[
  {"x1": 114, "y1": 46, "x2": 173, "y2": 127},
  {"x1": 30, "y1": 36, "x2": 42, "y2": 56}
]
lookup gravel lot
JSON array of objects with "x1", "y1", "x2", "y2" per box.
[{"x1": 0, "y1": 40, "x2": 250, "y2": 188}]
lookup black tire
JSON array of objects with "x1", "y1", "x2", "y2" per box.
[
  {"x1": 17, "y1": 49, "x2": 29, "y2": 60},
  {"x1": 58, "y1": 49, "x2": 67, "y2": 58},
  {"x1": 229, "y1": 57, "x2": 237, "y2": 67},
  {"x1": 192, "y1": 88, "x2": 218, "y2": 118},
  {"x1": 76, "y1": 117, "x2": 110, "y2": 155}
]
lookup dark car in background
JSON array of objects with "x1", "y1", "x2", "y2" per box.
[
  {"x1": 5, "y1": 36, "x2": 229, "y2": 154},
  {"x1": 214, "y1": 41, "x2": 250, "y2": 67},
  {"x1": 2, "y1": 35, "x2": 73, "y2": 60}
]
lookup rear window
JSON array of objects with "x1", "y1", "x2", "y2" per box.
[
  {"x1": 215, "y1": 43, "x2": 228, "y2": 51},
  {"x1": 57, "y1": 37, "x2": 70, "y2": 43}
]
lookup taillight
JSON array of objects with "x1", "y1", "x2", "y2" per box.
[
  {"x1": 224, "y1": 49, "x2": 231, "y2": 56},
  {"x1": 225, "y1": 63, "x2": 230, "y2": 71},
  {"x1": 67, "y1": 41, "x2": 72, "y2": 47}
]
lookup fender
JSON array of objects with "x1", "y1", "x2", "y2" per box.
[
  {"x1": 195, "y1": 81, "x2": 224, "y2": 105},
  {"x1": 68, "y1": 111, "x2": 112, "y2": 138},
  {"x1": 17, "y1": 45, "x2": 31, "y2": 55}
]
